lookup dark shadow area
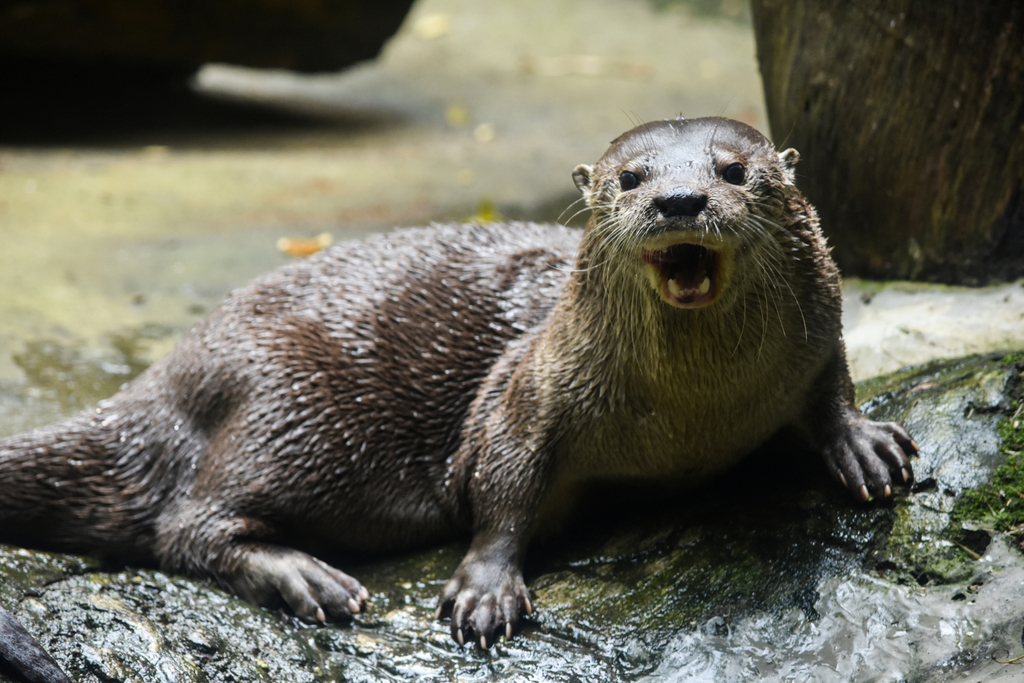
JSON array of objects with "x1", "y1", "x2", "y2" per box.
[
  {"x1": 532, "y1": 445, "x2": 833, "y2": 577},
  {"x1": 0, "y1": 54, "x2": 398, "y2": 147},
  {"x1": 529, "y1": 433, "x2": 837, "y2": 563},
  {"x1": 0, "y1": 658, "x2": 26, "y2": 683}
]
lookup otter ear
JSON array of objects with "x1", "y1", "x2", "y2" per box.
[
  {"x1": 779, "y1": 148, "x2": 800, "y2": 170},
  {"x1": 572, "y1": 164, "x2": 594, "y2": 193}
]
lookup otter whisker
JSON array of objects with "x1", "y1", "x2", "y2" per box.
[
  {"x1": 742, "y1": 222, "x2": 788, "y2": 334},
  {"x1": 744, "y1": 213, "x2": 809, "y2": 341},
  {"x1": 557, "y1": 195, "x2": 590, "y2": 222},
  {"x1": 558, "y1": 211, "x2": 628, "y2": 274},
  {"x1": 559, "y1": 199, "x2": 594, "y2": 226},
  {"x1": 730, "y1": 283, "x2": 749, "y2": 357}
]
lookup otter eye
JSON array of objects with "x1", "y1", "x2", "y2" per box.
[
  {"x1": 723, "y1": 163, "x2": 746, "y2": 185},
  {"x1": 619, "y1": 171, "x2": 640, "y2": 191}
]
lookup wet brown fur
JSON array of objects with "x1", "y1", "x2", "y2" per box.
[{"x1": 0, "y1": 117, "x2": 915, "y2": 651}]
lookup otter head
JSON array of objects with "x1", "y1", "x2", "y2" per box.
[{"x1": 572, "y1": 117, "x2": 801, "y2": 310}]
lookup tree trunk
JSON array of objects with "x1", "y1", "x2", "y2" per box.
[{"x1": 751, "y1": 0, "x2": 1024, "y2": 284}]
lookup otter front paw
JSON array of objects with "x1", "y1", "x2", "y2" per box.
[
  {"x1": 824, "y1": 418, "x2": 918, "y2": 501},
  {"x1": 231, "y1": 545, "x2": 369, "y2": 623},
  {"x1": 436, "y1": 559, "x2": 532, "y2": 649}
]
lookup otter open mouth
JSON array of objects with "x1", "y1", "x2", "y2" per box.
[{"x1": 641, "y1": 244, "x2": 720, "y2": 308}]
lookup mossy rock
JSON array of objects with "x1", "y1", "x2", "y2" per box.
[{"x1": 3, "y1": 352, "x2": 1024, "y2": 682}]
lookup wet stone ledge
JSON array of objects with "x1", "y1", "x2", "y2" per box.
[{"x1": 3, "y1": 351, "x2": 1024, "y2": 682}]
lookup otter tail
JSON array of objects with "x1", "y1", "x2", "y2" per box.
[{"x1": 0, "y1": 412, "x2": 144, "y2": 557}]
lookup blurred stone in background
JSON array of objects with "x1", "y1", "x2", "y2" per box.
[
  {"x1": 0, "y1": 0, "x2": 415, "y2": 141},
  {"x1": 0, "y1": 0, "x2": 415, "y2": 70}
]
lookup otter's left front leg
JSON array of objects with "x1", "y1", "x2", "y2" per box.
[{"x1": 804, "y1": 347, "x2": 918, "y2": 500}]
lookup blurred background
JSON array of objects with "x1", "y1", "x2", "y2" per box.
[
  {"x1": 2, "y1": 0, "x2": 1022, "y2": 438},
  {"x1": 0, "y1": 0, "x2": 764, "y2": 433}
]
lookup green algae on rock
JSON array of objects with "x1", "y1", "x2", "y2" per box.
[
  {"x1": 949, "y1": 355, "x2": 1024, "y2": 549},
  {"x1": 856, "y1": 353, "x2": 1021, "y2": 589}
]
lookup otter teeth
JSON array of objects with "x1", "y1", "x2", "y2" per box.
[{"x1": 667, "y1": 276, "x2": 711, "y2": 298}]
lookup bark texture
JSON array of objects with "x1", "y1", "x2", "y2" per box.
[{"x1": 752, "y1": 0, "x2": 1024, "y2": 284}]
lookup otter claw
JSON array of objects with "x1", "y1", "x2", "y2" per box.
[
  {"x1": 226, "y1": 545, "x2": 368, "y2": 623},
  {"x1": 824, "y1": 416, "x2": 916, "y2": 503},
  {"x1": 437, "y1": 553, "x2": 530, "y2": 648}
]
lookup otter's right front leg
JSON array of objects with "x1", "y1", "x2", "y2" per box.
[
  {"x1": 436, "y1": 530, "x2": 534, "y2": 648},
  {"x1": 437, "y1": 343, "x2": 557, "y2": 648},
  {"x1": 155, "y1": 508, "x2": 367, "y2": 622}
]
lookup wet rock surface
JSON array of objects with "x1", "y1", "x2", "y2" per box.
[{"x1": 3, "y1": 351, "x2": 1024, "y2": 682}]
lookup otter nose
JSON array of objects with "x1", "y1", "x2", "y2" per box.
[{"x1": 654, "y1": 189, "x2": 708, "y2": 218}]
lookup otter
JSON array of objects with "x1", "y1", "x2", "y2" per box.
[{"x1": 0, "y1": 118, "x2": 915, "y2": 671}]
